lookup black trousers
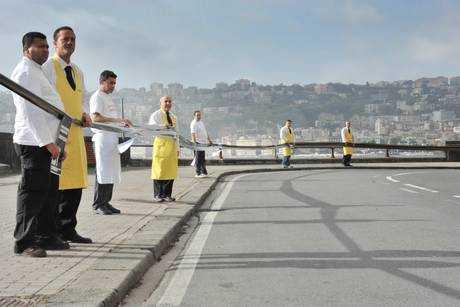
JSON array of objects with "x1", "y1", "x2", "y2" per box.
[
  {"x1": 153, "y1": 180, "x2": 174, "y2": 198},
  {"x1": 57, "y1": 188, "x2": 82, "y2": 237},
  {"x1": 14, "y1": 144, "x2": 59, "y2": 250},
  {"x1": 195, "y1": 150, "x2": 208, "y2": 175},
  {"x1": 343, "y1": 154, "x2": 352, "y2": 166},
  {"x1": 92, "y1": 177, "x2": 114, "y2": 209}
]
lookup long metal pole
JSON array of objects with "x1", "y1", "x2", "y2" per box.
[{"x1": 121, "y1": 97, "x2": 125, "y2": 139}]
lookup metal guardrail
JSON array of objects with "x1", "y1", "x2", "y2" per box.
[{"x1": 132, "y1": 141, "x2": 460, "y2": 159}]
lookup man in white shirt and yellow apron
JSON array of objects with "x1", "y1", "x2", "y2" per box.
[
  {"x1": 90, "y1": 70, "x2": 132, "y2": 215},
  {"x1": 279, "y1": 120, "x2": 295, "y2": 168},
  {"x1": 43, "y1": 26, "x2": 92, "y2": 244},
  {"x1": 341, "y1": 121, "x2": 354, "y2": 167},
  {"x1": 11, "y1": 32, "x2": 70, "y2": 257},
  {"x1": 148, "y1": 96, "x2": 179, "y2": 202}
]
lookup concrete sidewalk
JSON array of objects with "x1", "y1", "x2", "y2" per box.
[{"x1": 0, "y1": 162, "x2": 460, "y2": 306}]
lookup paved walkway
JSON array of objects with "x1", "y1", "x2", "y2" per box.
[{"x1": 0, "y1": 162, "x2": 459, "y2": 306}]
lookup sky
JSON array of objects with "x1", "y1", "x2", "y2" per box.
[{"x1": 1, "y1": 0, "x2": 460, "y2": 91}]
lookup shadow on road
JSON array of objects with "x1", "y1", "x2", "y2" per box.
[{"x1": 174, "y1": 172, "x2": 460, "y2": 300}]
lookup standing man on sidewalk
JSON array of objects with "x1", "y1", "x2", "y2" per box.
[
  {"x1": 279, "y1": 120, "x2": 295, "y2": 168},
  {"x1": 90, "y1": 70, "x2": 132, "y2": 215},
  {"x1": 11, "y1": 32, "x2": 69, "y2": 257},
  {"x1": 149, "y1": 96, "x2": 179, "y2": 202},
  {"x1": 190, "y1": 110, "x2": 212, "y2": 178},
  {"x1": 341, "y1": 121, "x2": 354, "y2": 167},
  {"x1": 43, "y1": 26, "x2": 92, "y2": 244}
]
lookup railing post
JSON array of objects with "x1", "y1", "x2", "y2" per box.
[
  {"x1": 331, "y1": 147, "x2": 335, "y2": 158},
  {"x1": 386, "y1": 149, "x2": 390, "y2": 158}
]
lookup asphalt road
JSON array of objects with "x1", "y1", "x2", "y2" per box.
[{"x1": 144, "y1": 169, "x2": 460, "y2": 307}]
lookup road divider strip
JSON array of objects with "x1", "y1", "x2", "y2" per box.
[
  {"x1": 386, "y1": 176, "x2": 399, "y2": 183},
  {"x1": 404, "y1": 183, "x2": 438, "y2": 193}
]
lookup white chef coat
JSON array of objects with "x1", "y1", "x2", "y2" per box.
[
  {"x1": 279, "y1": 126, "x2": 294, "y2": 142},
  {"x1": 341, "y1": 127, "x2": 353, "y2": 142},
  {"x1": 190, "y1": 119, "x2": 208, "y2": 145},
  {"x1": 89, "y1": 89, "x2": 121, "y2": 184},
  {"x1": 148, "y1": 109, "x2": 179, "y2": 148},
  {"x1": 11, "y1": 57, "x2": 62, "y2": 147}
]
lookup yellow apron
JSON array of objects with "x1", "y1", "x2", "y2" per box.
[
  {"x1": 52, "y1": 56, "x2": 88, "y2": 190},
  {"x1": 343, "y1": 128, "x2": 354, "y2": 156},
  {"x1": 281, "y1": 127, "x2": 294, "y2": 156},
  {"x1": 151, "y1": 110, "x2": 178, "y2": 180}
]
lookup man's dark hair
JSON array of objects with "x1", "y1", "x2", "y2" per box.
[
  {"x1": 22, "y1": 32, "x2": 46, "y2": 52},
  {"x1": 99, "y1": 70, "x2": 117, "y2": 83},
  {"x1": 285, "y1": 119, "x2": 292, "y2": 123},
  {"x1": 193, "y1": 110, "x2": 201, "y2": 116},
  {"x1": 53, "y1": 26, "x2": 74, "y2": 41}
]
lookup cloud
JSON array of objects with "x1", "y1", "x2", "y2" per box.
[
  {"x1": 309, "y1": 0, "x2": 384, "y2": 25},
  {"x1": 0, "y1": 0, "x2": 458, "y2": 89},
  {"x1": 343, "y1": 1, "x2": 384, "y2": 25},
  {"x1": 409, "y1": 37, "x2": 460, "y2": 62},
  {"x1": 406, "y1": 1, "x2": 460, "y2": 63}
]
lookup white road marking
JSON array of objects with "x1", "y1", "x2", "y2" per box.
[
  {"x1": 400, "y1": 188, "x2": 419, "y2": 194},
  {"x1": 404, "y1": 184, "x2": 438, "y2": 193},
  {"x1": 453, "y1": 195, "x2": 460, "y2": 198},
  {"x1": 386, "y1": 176, "x2": 399, "y2": 183},
  {"x1": 394, "y1": 172, "x2": 413, "y2": 177},
  {"x1": 154, "y1": 173, "x2": 248, "y2": 307},
  {"x1": 386, "y1": 172, "x2": 415, "y2": 183}
]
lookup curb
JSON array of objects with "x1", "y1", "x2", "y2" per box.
[
  {"x1": 0, "y1": 165, "x2": 11, "y2": 176},
  {"x1": 42, "y1": 164, "x2": 460, "y2": 306}
]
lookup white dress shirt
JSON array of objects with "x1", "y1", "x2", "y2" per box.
[
  {"x1": 11, "y1": 57, "x2": 62, "y2": 147},
  {"x1": 190, "y1": 119, "x2": 208, "y2": 144},
  {"x1": 42, "y1": 55, "x2": 87, "y2": 112}
]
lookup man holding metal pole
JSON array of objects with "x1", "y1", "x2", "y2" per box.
[
  {"x1": 43, "y1": 26, "x2": 92, "y2": 244},
  {"x1": 149, "y1": 96, "x2": 179, "y2": 202},
  {"x1": 90, "y1": 70, "x2": 132, "y2": 215},
  {"x1": 341, "y1": 121, "x2": 354, "y2": 167},
  {"x1": 11, "y1": 32, "x2": 69, "y2": 257},
  {"x1": 190, "y1": 110, "x2": 212, "y2": 178},
  {"x1": 279, "y1": 119, "x2": 295, "y2": 168}
]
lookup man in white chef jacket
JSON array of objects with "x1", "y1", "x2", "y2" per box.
[{"x1": 90, "y1": 70, "x2": 132, "y2": 215}]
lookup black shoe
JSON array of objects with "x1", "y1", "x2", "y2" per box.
[
  {"x1": 94, "y1": 205, "x2": 113, "y2": 215},
  {"x1": 106, "y1": 203, "x2": 121, "y2": 214},
  {"x1": 153, "y1": 196, "x2": 165, "y2": 202},
  {"x1": 40, "y1": 236, "x2": 70, "y2": 250},
  {"x1": 21, "y1": 246, "x2": 47, "y2": 257},
  {"x1": 63, "y1": 233, "x2": 93, "y2": 244}
]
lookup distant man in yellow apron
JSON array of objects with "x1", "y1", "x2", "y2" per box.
[
  {"x1": 341, "y1": 121, "x2": 354, "y2": 167},
  {"x1": 279, "y1": 120, "x2": 295, "y2": 168},
  {"x1": 43, "y1": 26, "x2": 92, "y2": 244},
  {"x1": 148, "y1": 96, "x2": 179, "y2": 202}
]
